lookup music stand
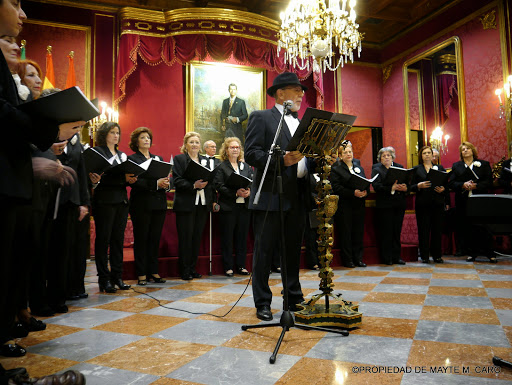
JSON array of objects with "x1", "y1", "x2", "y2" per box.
[{"x1": 241, "y1": 107, "x2": 361, "y2": 364}]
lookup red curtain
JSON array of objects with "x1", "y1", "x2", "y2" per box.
[{"x1": 115, "y1": 34, "x2": 318, "y2": 106}]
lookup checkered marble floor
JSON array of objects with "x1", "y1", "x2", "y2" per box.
[{"x1": 2, "y1": 257, "x2": 512, "y2": 384}]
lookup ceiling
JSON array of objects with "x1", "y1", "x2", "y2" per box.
[{"x1": 33, "y1": 0, "x2": 460, "y2": 47}]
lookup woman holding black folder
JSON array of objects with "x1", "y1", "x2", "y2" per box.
[
  {"x1": 331, "y1": 142, "x2": 368, "y2": 268},
  {"x1": 128, "y1": 127, "x2": 170, "y2": 285},
  {"x1": 449, "y1": 142, "x2": 495, "y2": 263},
  {"x1": 213, "y1": 137, "x2": 253, "y2": 277},
  {"x1": 410, "y1": 146, "x2": 449, "y2": 264},
  {"x1": 90, "y1": 122, "x2": 135, "y2": 292},
  {"x1": 371, "y1": 147, "x2": 409, "y2": 265},
  {"x1": 173, "y1": 132, "x2": 215, "y2": 280},
  {"x1": 498, "y1": 141, "x2": 512, "y2": 194}
]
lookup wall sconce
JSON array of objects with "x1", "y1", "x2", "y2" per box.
[
  {"x1": 430, "y1": 126, "x2": 450, "y2": 154},
  {"x1": 495, "y1": 75, "x2": 512, "y2": 121}
]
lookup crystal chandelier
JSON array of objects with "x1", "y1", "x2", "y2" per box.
[
  {"x1": 495, "y1": 75, "x2": 512, "y2": 121},
  {"x1": 430, "y1": 126, "x2": 450, "y2": 155},
  {"x1": 278, "y1": 0, "x2": 363, "y2": 73}
]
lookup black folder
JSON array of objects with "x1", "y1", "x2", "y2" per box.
[
  {"x1": 109, "y1": 159, "x2": 145, "y2": 176},
  {"x1": 183, "y1": 160, "x2": 219, "y2": 182},
  {"x1": 286, "y1": 108, "x2": 357, "y2": 151},
  {"x1": 383, "y1": 166, "x2": 414, "y2": 185},
  {"x1": 83, "y1": 147, "x2": 115, "y2": 174},
  {"x1": 427, "y1": 168, "x2": 450, "y2": 187},
  {"x1": 140, "y1": 159, "x2": 172, "y2": 179},
  {"x1": 226, "y1": 172, "x2": 253, "y2": 189},
  {"x1": 462, "y1": 165, "x2": 479, "y2": 181},
  {"x1": 348, "y1": 173, "x2": 379, "y2": 191},
  {"x1": 18, "y1": 86, "x2": 100, "y2": 124}
]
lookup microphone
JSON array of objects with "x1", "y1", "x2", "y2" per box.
[{"x1": 283, "y1": 100, "x2": 293, "y2": 109}]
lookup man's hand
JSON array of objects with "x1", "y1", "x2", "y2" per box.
[
  {"x1": 78, "y1": 205, "x2": 89, "y2": 221},
  {"x1": 126, "y1": 173, "x2": 137, "y2": 184},
  {"x1": 58, "y1": 121, "x2": 86, "y2": 140},
  {"x1": 51, "y1": 140, "x2": 68, "y2": 155},
  {"x1": 283, "y1": 151, "x2": 304, "y2": 167}
]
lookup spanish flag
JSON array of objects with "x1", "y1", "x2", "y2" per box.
[
  {"x1": 42, "y1": 45, "x2": 55, "y2": 90},
  {"x1": 65, "y1": 51, "x2": 76, "y2": 89}
]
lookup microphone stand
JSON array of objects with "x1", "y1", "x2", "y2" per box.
[{"x1": 242, "y1": 103, "x2": 348, "y2": 364}]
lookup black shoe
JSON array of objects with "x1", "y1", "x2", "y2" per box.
[
  {"x1": 289, "y1": 302, "x2": 306, "y2": 312},
  {"x1": 385, "y1": 261, "x2": 393, "y2": 265},
  {"x1": 356, "y1": 261, "x2": 367, "y2": 267},
  {"x1": 112, "y1": 278, "x2": 131, "y2": 290},
  {"x1": 237, "y1": 267, "x2": 250, "y2": 275},
  {"x1": 66, "y1": 295, "x2": 80, "y2": 301},
  {"x1": 148, "y1": 275, "x2": 166, "y2": 283},
  {"x1": 181, "y1": 275, "x2": 193, "y2": 281},
  {"x1": 77, "y1": 292, "x2": 88, "y2": 299},
  {"x1": 51, "y1": 304, "x2": 68, "y2": 313},
  {"x1": 343, "y1": 262, "x2": 355, "y2": 268},
  {"x1": 0, "y1": 343, "x2": 26, "y2": 357},
  {"x1": 395, "y1": 259, "x2": 406, "y2": 265},
  {"x1": 421, "y1": 259, "x2": 430, "y2": 264},
  {"x1": 271, "y1": 267, "x2": 281, "y2": 273},
  {"x1": 4, "y1": 367, "x2": 28, "y2": 379},
  {"x1": 30, "y1": 306, "x2": 55, "y2": 317},
  {"x1": 137, "y1": 279, "x2": 147, "y2": 286},
  {"x1": 191, "y1": 272, "x2": 202, "y2": 279},
  {"x1": 466, "y1": 256, "x2": 476, "y2": 262},
  {"x1": 99, "y1": 280, "x2": 117, "y2": 293},
  {"x1": 256, "y1": 305, "x2": 273, "y2": 321},
  {"x1": 433, "y1": 258, "x2": 444, "y2": 264},
  {"x1": 225, "y1": 270, "x2": 234, "y2": 277},
  {"x1": 488, "y1": 256, "x2": 498, "y2": 263},
  {"x1": 22, "y1": 317, "x2": 46, "y2": 332},
  {"x1": 10, "y1": 322, "x2": 29, "y2": 338}
]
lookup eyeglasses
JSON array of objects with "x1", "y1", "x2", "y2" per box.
[
  {"x1": 229, "y1": 146, "x2": 240, "y2": 150},
  {"x1": 281, "y1": 86, "x2": 304, "y2": 94}
]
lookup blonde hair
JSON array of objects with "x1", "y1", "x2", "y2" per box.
[
  {"x1": 180, "y1": 131, "x2": 201, "y2": 154},
  {"x1": 459, "y1": 141, "x2": 478, "y2": 161},
  {"x1": 219, "y1": 137, "x2": 243, "y2": 162}
]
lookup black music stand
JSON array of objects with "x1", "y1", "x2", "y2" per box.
[{"x1": 241, "y1": 108, "x2": 358, "y2": 364}]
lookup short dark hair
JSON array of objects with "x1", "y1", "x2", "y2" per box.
[
  {"x1": 95, "y1": 122, "x2": 121, "y2": 148},
  {"x1": 228, "y1": 83, "x2": 237, "y2": 90},
  {"x1": 129, "y1": 127, "x2": 152, "y2": 152}
]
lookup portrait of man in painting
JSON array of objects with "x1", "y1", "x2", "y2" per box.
[{"x1": 187, "y1": 62, "x2": 265, "y2": 149}]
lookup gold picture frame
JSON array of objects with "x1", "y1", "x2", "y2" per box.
[{"x1": 186, "y1": 61, "x2": 266, "y2": 151}]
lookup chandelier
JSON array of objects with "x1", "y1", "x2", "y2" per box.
[
  {"x1": 278, "y1": 0, "x2": 363, "y2": 73},
  {"x1": 430, "y1": 126, "x2": 450, "y2": 155},
  {"x1": 495, "y1": 75, "x2": 512, "y2": 121}
]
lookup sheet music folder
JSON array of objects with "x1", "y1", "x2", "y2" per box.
[
  {"x1": 18, "y1": 86, "x2": 100, "y2": 124},
  {"x1": 286, "y1": 108, "x2": 357, "y2": 154},
  {"x1": 383, "y1": 166, "x2": 414, "y2": 185},
  {"x1": 427, "y1": 168, "x2": 450, "y2": 187},
  {"x1": 226, "y1": 172, "x2": 252, "y2": 189},
  {"x1": 183, "y1": 160, "x2": 219, "y2": 182}
]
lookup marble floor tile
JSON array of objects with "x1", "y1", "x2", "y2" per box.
[
  {"x1": 209, "y1": 283, "x2": 253, "y2": 295},
  {"x1": 427, "y1": 287, "x2": 488, "y2": 297},
  {"x1": 387, "y1": 272, "x2": 432, "y2": 279},
  {"x1": 153, "y1": 319, "x2": 243, "y2": 346},
  {"x1": 181, "y1": 291, "x2": 249, "y2": 305},
  {"x1": 349, "y1": 316, "x2": 418, "y2": 339},
  {"x1": 150, "y1": 378, "x2": 202, "y2": 385},
  {"x1": 326, "y1": 290, "x2": 368, "y2": 302},
  {"x1": 486, "y1": 288, "x2": 512, "y2": 298},
  {"x1": 332, "y1": 282, "x2": 377, "y2": 292},
  {"x1": 65, "y1": 362, "x2": 159, "y2": 385},
  {"x1": 0, "y1": 353, "x2": 79, "y2": 378},
  {"x1": 393, "y1": 267, "x2": 434, "y2": 273},
  {"x1": 380, "y1": 277, "x2": 430, "y2": 286},
  {"x1": 476, "y1": 269, "x2": 512, "y2": 276},
  {"x1": 424, "y1": 295, "x2": 493, "y2": 309},
  {"x1": 363, "y1": 292, "x2": 426, "y2": 305},
  {"x1": 171, "y1": 282, "x2": 228, "y2": 291},
  {"x1": 479, "y1": 274, "x2": 512, "y2": 281},
  {"x1": 68, "y1": 293, "x2": 125, "y2": 308},
  {"x1": 87, "y1": 337, "x2": 214, "y2": 376},
  {"x1": 482, "y1": 281, "x2": 512, "y2": 289},
  {"x1": 197, "y1": 305, "x2": 274, "y2": 324},
  {"x1": 431, "y1": 273, "x2": 480, "y2": 280},
  {"x1": 333, "y1": 275, "x2": 385, "y2": 284},
  {"x1": 414, "y1": 320, "x2": 510, "y2": 347},
  {"x1": 167, "y1": 346, "x2": 300, "y2": 385},
  {"x1": 357, "y1": 303, "x2": 423, "y2": 320},
  {"x1": 434, "y1": 263, "x2": 475, "y2": 270},
  {"x1": 46, "y1": 308, "x2": 133, "y2": 329},
  {"x1": 95, "y1": 297, "x2": 169, "y2": 313},
  {"x1": 373, "y1": 284, "x2": 429, "y2": 294},
  {"x1": 407, "y1": 340, "x2": 512, "y2": 381},
  {"x1": 420, "y1": 306, "x2": 500, "y2": 325},
  {"x1": 490, "y1": 298, "x2": 512, "y2": 310},
  {"x1": 306, "y1": 334, "x2": 413, "y2": 366},
  {"x1": 495, "y1": 309, "x2": 512, "y2": 326},
  {"x1": 275, "y1": 357, "x2": 404, "y2": 385},
  {"x1": 29, "y1": 329, "x2": 143, "y2": 361},
  {"x1": 92, "y1": 313, "x2": 186, "y2": 336},
  {"x1": 223, "y1": 325, "x2": 326, "y2": 356},
  {"x1": 140, "y1": 289, "x2": 201, "y2": 302},
  {"x1": 344, "y1": 270, "x2": 390, "y2": 277},
  {"x1": 18, "y1": 324, "x2": 83, "y2": 347},
  {"x1": 401, "y1": 372, "x2": 509, "y2": 384},
  {"x1": 430, "y1": 279, "x2": 483, "y2": 288},
  {"x1": 504, "y1": 326, "x2": 512, "y2": 346},
  {"x1": 433, "y1": 268, "x2": 477, "y2": 275},
  {"x1": 142, "y1": 300, "x2": 224, "y2": 319}
]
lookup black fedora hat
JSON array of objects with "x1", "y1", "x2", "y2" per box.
[{"x1": 266, "y1": 72, "x2": 308, "y2": 97}]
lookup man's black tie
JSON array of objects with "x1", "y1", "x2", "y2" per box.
[{"x1": 286, "y1": 110, "x2": 298, "y2": 119}]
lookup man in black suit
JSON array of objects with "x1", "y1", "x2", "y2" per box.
[
  {"x1": 245, "y1": 72, "x2": 309, "y2": 321},
  {"x1": 203, "y1": 140, "x2": 221, "y2": 170},
  {"x1": 220, "y1": 84, "x2": 248, "y2": 143}
]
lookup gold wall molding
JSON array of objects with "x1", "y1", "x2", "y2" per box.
[
  {"x1": 480, "y1": 10, "x2": 497, "y2": 30},
  {"x1": 382, "y1": 65, "x2": 392, "y2": 84}
]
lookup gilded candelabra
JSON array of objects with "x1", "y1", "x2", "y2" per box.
[{"x1": 495, "y1": 75, "x2": 512, "y2": 121}]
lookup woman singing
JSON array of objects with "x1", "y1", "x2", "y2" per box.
[
  {"x1": 128, "y1": 127, "x2": 169, "y2": 285},
  {"x1": 213, "y1": 137, "x2": 253, "y2": 277},
  {"x1": 90, "y1": 122, "x2": 135, "y2": 292},
  {"x1": 410, "y1": 146, "x2": 448, "y2": 264},
  {"x1": 172, "y1": 132, "x2": 215, "y2": 280},
  {"x1": 449, "y1": 142, "x2": 495, "y2": 263},
  {"x1": 331, "y1": 142, "x2": 368, "y2": 268}
]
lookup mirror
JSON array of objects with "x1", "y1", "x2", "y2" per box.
[{"x1": 403, "y1": 36, "x2": 467, "y2": 168}]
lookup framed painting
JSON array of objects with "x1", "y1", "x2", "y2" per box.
[{"x1": 186, "y1": 61, "x2": 266, "y2": 152}]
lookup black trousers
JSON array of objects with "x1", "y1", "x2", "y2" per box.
[
  {"x1": 252, "y1": 207, "x2": 305, "y2": 308},
  {"x1": 376, "y1": 206, "x2": 405, "y2": 264},
  {"x1": 67, "y1": 215, "x2": 90, "y2": 296},
  {"x1": 415, "y1": 203, "x2": 443, "y2": 260},
  {"x1": 175, "y1": 205, "x2": 208, "y2": 277},
  {"x1": 0, "y1": 199, "x2": 31, "y2": 344},
  {"x1": 219, "y1": 204, "x2": 251, "y2": 271},
  {"x1": 130, "y1": 206, "x2": 166, "y2": 276},
  {"x1": 93, "y1": 201, "x2": 129, "y2": 281},
  {"x1": 335, "y1": 202, "x2": 365, "y2": 266}
]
